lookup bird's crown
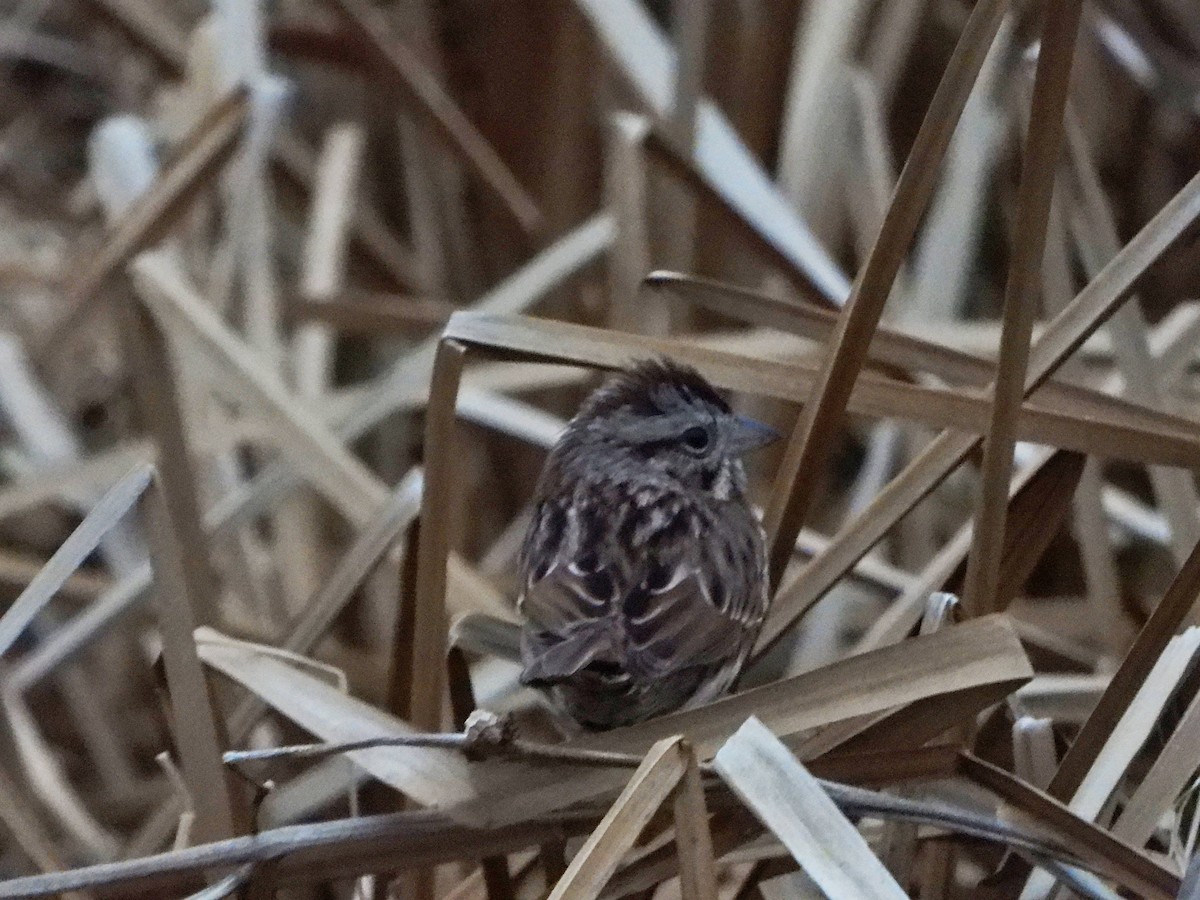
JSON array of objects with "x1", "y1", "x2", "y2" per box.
[{"x1": 577, "y1": 358, "x2": 731, "y2": 422}]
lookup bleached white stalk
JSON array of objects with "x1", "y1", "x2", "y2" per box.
[{"x1": 0, "y1": 335, "x2": 145, "y2": 576}]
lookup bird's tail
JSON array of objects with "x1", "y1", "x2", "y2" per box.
[{"x1": 519, "y1": 622, "x2": 613, "y2": 686}]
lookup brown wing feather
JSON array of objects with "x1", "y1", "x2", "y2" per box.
[{"x1": 518, "y1": 484, "x2": 766, "y2": 702}]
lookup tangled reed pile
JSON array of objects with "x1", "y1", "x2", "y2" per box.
[{"x1": 0, "y1": 0, "x2": 1199, "y2": 896}]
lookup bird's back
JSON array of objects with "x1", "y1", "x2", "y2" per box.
[{"x1": 518, "y1": 469, "x2": 767, "y2": 729}]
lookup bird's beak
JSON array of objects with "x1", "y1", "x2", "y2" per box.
[{"x1": 730, "y1": 415, "x2": 781, "y2": 453}]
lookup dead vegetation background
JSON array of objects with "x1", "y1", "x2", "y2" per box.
[{"x1": 0, "y1": 0, "x2": 1199, "y2": 897}]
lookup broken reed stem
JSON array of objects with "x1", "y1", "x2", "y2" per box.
[
  {"x1": 761, "y1": 0, "x2": 1009, "y2": 588},
  {"x1": 126, "y1": 299, "x2": 241, "y2": 844},
  {"x1": 961, "y1": 0, "x2": 1082, "y2": 617},
  {"x1": 223, "y1": 734, "x2": 665, "y2": 771},
  {"x1": 407, "y1": 339, "x2": 468, "y2": 732}
]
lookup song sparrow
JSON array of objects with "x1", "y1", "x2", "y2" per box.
[{"x1": 518, "y1": 359, "x2": 778, "y2": 730}]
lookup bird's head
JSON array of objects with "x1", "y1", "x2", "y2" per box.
[{"x1": 563, "y1": 359, "x2": 779, "y2": 497}]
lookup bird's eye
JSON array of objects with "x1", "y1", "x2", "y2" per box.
[{"x1": 681, "y1": 426, "x2": 710, "y2": 452}]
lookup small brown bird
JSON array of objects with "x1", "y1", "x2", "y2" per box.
[{"x1": 518, "y1": 360, "x2": 778, "y2": 730}]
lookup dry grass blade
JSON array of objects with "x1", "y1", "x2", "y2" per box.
[
  {"x1": 652, "y1": 271, "x2": 1200, "y2": 448},
  {"x1": 9, "y1": 571, "x2": 154, "y2": 691},
  {"x1": 759, "y1": 156, "x2": 1200, "y2": 656},
  {"x1": 777, "y1": 0, "x2": 872, "y2": 237},
  {"x1": 959, "y1": 754, "x2": 1179, "y2": 899},
  {"x1": 9, "y1": 438, "x2": 386, "y2": 692},
  {"x1": 273, "y1": 130, "x2": 424, "y2": 292},
  {"x1": 847, "y1": 447, "x2": 1074, "y2": 657},
  {"x1": 666, "y1": 0, "x2": 712, "y2": 148},
  {"x1": 330, "y1": 0, "x2": 542, "y2": 236},
  {"x1": 1022, "y1": 629, "x2": 1200, "y2": 895},
  {"x1": 0, "y1": 334, "x2": 147, "y2": 578},
  {"x1": 131, "y1": 250, "x2": 387, "y2": 522},
  {"x1": 449, "y1": 614, "x2": 1031, "y2": 827},
  {"x1": 946, "y1": 450, "x2": 1085, "y2": 612},
  {"x1": 342, "y1": 212, "x2": 614, "y2": 437},
  {"x1": 141, "y1": 475, "x2": 241, "y2": 843},
  {"x1": 84, "y1": 0, "x2": 187, "y2": 73},
  {"x1": 645, "y1": 271, "x2": 1200, "y2": 446},
  {"x1": 407, "y1": 340, "x2": 466, "y2": 732},
  {"x1": 39, "y1": 90, "x2": 249, "y2": 360},
  {"x1": 608, "y1": 764, "x2": 1129, "y2": 898},
  {"x1": 1182, "y1": 854, "x2": 1200, "y2": 900},
  {"x1": 0, "y1": 552, "x2": 109, "y2": 604},
  {"x1": 760, "y1": 0, "x2": 1008, "y2": 587},
  {"x1": 289, "y1": 128, "x2": 365, "y2": 563},
  {"x1": 0, "y1": 463, "x2": 150, "y2": 657},
  {"x1": 546, "y1": 737, "x2": 688, "y2": 900},
  {"x1": 573, "y1": 0, "x2": 850, "y2": 302},
  {"x1": 298, "y1": 124, "x2": 363, "y2": 306},
  {"x1": 672, "y1": 743, "x2": 718, "y2": 900},
  {"x1": 712, "y1": 717, "x2": 907, "y2": 899},
  {"x1": 198, "y1": 630, "x2": 484, "y2": 809},
  {"x1": 457, "y1": 386, "x2": 565, "y2": 448},
  {"x1": 0, "y1": 441, "x2": 153, "y2": 524},
  {"x1": 0, "y1": 766, "x2": 92, "y2": 900},
  {"x1": 1012, "y1": 674, "x2": 1108, "y2": 725},
  {"x1": 1023, "y1": 169, "x2": 1200, "y2": 393},
  {"x1": 962, "y1": 0, "x2": 1081, "y2": 616},
  {"x1": 1058, "y1": 628, "x2": 1200, "y2": 823},
  {"x1": 226, "y1": 468, "x2": 424, "y2": 740},
  {"x1": 1112, "y1": 683, "x2": 1200, "y2": 846},
  {"x1": 1063, "y1": 101, "x2": 1200, "y2": 565},
  {"x1": 1, "y1": 689, "x2": 123, "y2": 860},
  {"x1": 89, "y1": 0, "x2": 425, "y2": 289},
  {"x1": 287, "y1": 292, "x2": 456, "y2": 334},
  {"x1": 1048, "y1": 537, "x2": 1200, "y2": 802},
  {"x1": 444, "y1": 313, "x2": 1200, "y2": 466}
]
